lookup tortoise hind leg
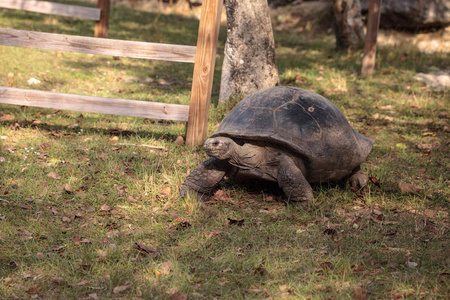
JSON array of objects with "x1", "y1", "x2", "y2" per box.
[
  {"x1": 277, "y1": 157, "x2": 313, "y2": 205},
  {"x1": 181, "y1": 158, "x2": 235, "y2": 202},
  {"x1": 347, "y1": 166, "x2": 369, "y2": 188}
]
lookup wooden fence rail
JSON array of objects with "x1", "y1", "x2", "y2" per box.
[
  {"x1": 0, "y1": 0, "x2": 101, "y2": 20},
  {"x1": 0, "y1": 87, "x2": 190, "y2": 121},
  {"x1": 0, "y1": 0, "x2": 223, "y2": 145},
  {"x1": 0, "y1": 28, "x2": 197, "y2": 63}
]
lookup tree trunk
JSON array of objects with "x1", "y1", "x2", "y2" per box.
[
  {"x1": 333, "y1": 0, "x2": 365, "y2": 50},
  {"x1": 219, "y1": 0, "x2": 279, "y2": 104}
]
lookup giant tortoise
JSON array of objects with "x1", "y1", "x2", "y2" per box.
[{"x1": 181, "y1": 86, "x2": 373, "y2": 204}]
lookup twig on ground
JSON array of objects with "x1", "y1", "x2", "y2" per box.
[{"x1": 113, "y1": 143, "x2": 167, "y2": 150}]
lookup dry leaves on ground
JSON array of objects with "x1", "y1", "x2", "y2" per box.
[
  {"x1": 113, "y1": 281, "x2": 132, "y2": 294},
  {"x1": 47, "y1": 172, "x2": 62, "y2": 180},
  {"x1": 134, "y1": 242, "x2": 158, "y2": 258},
  {"x1": 399, "y1": 182, "x2": 424, "y2": 194}
]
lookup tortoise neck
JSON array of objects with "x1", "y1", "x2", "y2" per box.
[{"x1": 228, "y1": 142, "x2": 266, "y2": 169}]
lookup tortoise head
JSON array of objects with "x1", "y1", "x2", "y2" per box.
[{"x1": 204, "y1": 137, "x2": 236, "y2": 160}]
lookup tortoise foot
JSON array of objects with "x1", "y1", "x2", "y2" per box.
[{"x1": 348, "y1": 169, "x2": 369, "y2": 188}]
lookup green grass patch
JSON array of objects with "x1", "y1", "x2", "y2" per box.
[{"x1": 0, "y1": 1, "x2": 449, "y2": 299}]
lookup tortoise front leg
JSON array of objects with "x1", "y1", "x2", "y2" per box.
[
  {"x1": 347, "y1": 166, "x2": 369, "y2": 188},
  {"x1": 181, "y1": 158, "x2": 234, "y2": 201},
  {"x1": 277, "y1": 157, "x2": 313, "y2": 204}
]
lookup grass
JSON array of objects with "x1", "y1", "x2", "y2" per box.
[{"x1": 0, "y1": 1, "x2": 449, "y2": 299}]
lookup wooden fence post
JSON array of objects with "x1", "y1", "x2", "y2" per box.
[
  {"x1": 361, "y1": 0, "x2": 382, "y2": 76},
  {"x1": 186, "y1": 0, "x2": 223, "y2": 146},
  {"x1": 94, "y1": 0, "x2": 110, "y2": 38}
]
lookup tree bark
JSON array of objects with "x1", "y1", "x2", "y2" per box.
[
  {"x1": 361, "y1": 0, "x2": 382, "y2": 76},
  {"x1": 333, "y1": 0, "x2": 365, "y2": 50},
  {"x1": 219, "y1": 0, "x2": 279, "y2": 104}
]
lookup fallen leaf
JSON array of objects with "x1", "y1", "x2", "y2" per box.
[
  {"x1": 25, "y1": 284, "x2": 41, "y2": 294},
  {"x1": 80, "y1": 264, "x2": 92, "y2": 270},
  {"x1": 88, "y1": 293, "x2": 99, "y2": 300},
  {"x1": 100, "y1": 204, "x2": 110, "y2": 211},
  {"x1": 247, "y1": 287, "x2": 264, "y2": 294},
  {"x1": 63, "y1": 184, "x2": 73, "y2": 193},
  {"x1": 7, "y1": 261, "x2": 19, "y2": 268},
  {"x1": 51, "y1": 245, "x2": 66, "y2": 253},
  {"x1": 19, "y1": 229, "x2": 33, "y2": 238},
  {"x1": 174, "y1": 220, "x2": 191, "y2": 231},
  {"x1": 174, "y1": 135, "x2": 184, "y2": 146},
  {"x1": 0, "y1": 114, "x2": 15, "y2": 121},
  {"x1": 106, "y1": 230, "x2": 120, "y2": 238},
  {"x1": 76, "y1": 280, "x2": 89, "y2": 286},
  {"x1": 127, "y1": 195, "x2": 138, "y2": 203},
  {"x1": 421, "y1": 131, "x2": 436, "y2": 137},
  {"x1": 255, "y1": 264, "x2": 268, "y2": 276},
  {"x1": 352, "y1": 287, "x2": 368, "y2": 300},
  {"x1": 295, "y1": 73, "x2": 307, "y2": 84},
  {"x1": 157, "y1": 78, "x2": 171, "y2": 86},
  {"x1": 169, "y1": 294, "x2": 187, "y2": 300},
  {"x1": 369, "y1": 176, "x2": 380, "y2": 187},
  {"x1": 38, "y1": 141, "x2": 51, "y2": 150},
  {"x1": 161, "y1": 261, "x2": 173, "y2": 275},
  {"x1": 227, "y1": 217, "x2": 245, "y2": 226},
  {"x1": 213, "y1": 189, "x2": 232, "y2": 201},
  {"x1": 80, "y1": 238, "x2": 92, "y2": 244},
  {"x1": 353, "y1": 264, "x2": 365, "y2": 272},
  {"x1": 160, "y1": 186, "x2": 171, "y2": 197},
  {"x1": 116, "y1": 185, "x2": 126, "y2": 197},
  {"x1": 323, "y1": 228, "x2": 338, "y2": 236},
  {"x1": 97, "y1": 153, "x2": 109, "y2": 160},
  {"x1": 396, "y1": 143, "x2": 407, "y2": 149},
  {"x1": 67, "y1": 123, "x2": 79, "y2": 129},
  {"x1": 47, "y1": 172, "x2": 62, "y2": 180},
  {"x1": 399, "y1": 182, "x2": 423, "y2": 194},
  {"x1": 50, "y1": 277, "x2": 67, "y2": 285},
  {"x1": 166, "y1": 286, "x2": 179, "y2": 295},
  {"x1": 134, "y1": 242, "x2": 158, "y2": 258},
  {"x1": 113, "y1": 281, "x2": 132, "y2": 294},
  {"x1": 97, "y1": 249, "x2": 108, "y2": 261},
  {"x1": 320, "y1": 262, "x2": 334, "y2": 271},
  {"x1": 424, "y1": 224, "x2": 438, "y2": 232},
  {"x1": 416, "y1": 167, "x2": 427, "y2": 173},
  {"x1": 417, "y1": 143, "x2": 433, "y2": 150},
  {"x1": 136, "y1": 286, "x2": 143, "y2": 297}
]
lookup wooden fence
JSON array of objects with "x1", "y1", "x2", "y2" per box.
[{"x1": 0, "y1": 0, "x2": 223, "y2": 146}]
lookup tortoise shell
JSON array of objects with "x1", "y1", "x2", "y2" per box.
[{"x1": 211, "y1": 86, "x2": 373, "y2": 180}]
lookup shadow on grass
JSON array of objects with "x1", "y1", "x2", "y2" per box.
[
  {"x1": 0, "y1": 116, "x2": 183, "y2": 143},
  {"x1": 275, "y1": 31, "x2": 449, "y2": 76}
]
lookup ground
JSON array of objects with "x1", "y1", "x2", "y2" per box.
[{"x1": 0, "y1": 1, "x2": 449, "y2": 299}]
